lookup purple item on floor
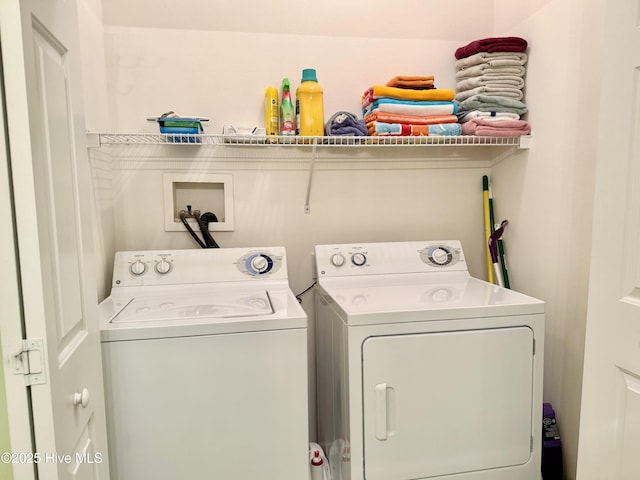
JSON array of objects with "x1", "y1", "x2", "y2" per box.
[{"x1": 542, "y1": 403, "x2": 563, "y2": 480}]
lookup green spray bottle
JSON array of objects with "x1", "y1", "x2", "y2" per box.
[{"x1": 280, "y1": 78, "x2": 295, "y2": 136}]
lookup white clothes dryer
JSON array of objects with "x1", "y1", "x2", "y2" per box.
[
  {"x1": 99, "y1": 247, "x2": 308, "y2": 480},
  {"x1": 314, "y1": 241, "x2": 544, "y2": 480}
]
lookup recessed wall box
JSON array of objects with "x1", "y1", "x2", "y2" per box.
[{"x1": 163, "y1": 173, "x2": 234, "y2": 232}]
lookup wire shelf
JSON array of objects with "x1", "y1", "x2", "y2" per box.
[{"x1": 92, "y1": 133, "x2": 527, "y2": 148}]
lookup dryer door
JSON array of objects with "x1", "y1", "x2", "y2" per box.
[{"x1": 362, "y1": 326, "x2": 534, "y2": 480}]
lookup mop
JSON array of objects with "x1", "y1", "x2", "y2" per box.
[
  {"x1": 482, "y1": 176, "x2": 495, "y2": 284},
  {"x1": 488, "y1": 182, "x2": 511, "y2": 288}
]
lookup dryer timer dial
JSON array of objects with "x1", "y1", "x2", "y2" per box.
[
  {"x1": 421, "y1": 245, "x2": 460, "y2": 267},
  {"x1": 431, "y1": 248, "x2": 451, "y2": 265}
]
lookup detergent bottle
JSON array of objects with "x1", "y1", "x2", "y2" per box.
[
  {"x1": 280, "y1": 78, "x2": 295, "y2": 136},
  {"x1": 264, "y1": 86, "x2": 279, "y2": 142},
  {"x1": 310, "y1": 450, "x2": 324, "y2": 480},
  {"x1": 295, "y1": 68, "x2": 324, "y2": 137}
]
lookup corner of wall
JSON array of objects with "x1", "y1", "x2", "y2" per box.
[{"x1": 0, "y1": 336, "x2": 14, "y2": 480}]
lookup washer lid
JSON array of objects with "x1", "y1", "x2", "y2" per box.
[
  {"x1": 99, "y1": 284, "x2": 306, "y2": 341},
  {"x1": 111, "y1": 290, "x2": 274, "y2": 323},
  {"x1": 317, "y1": 273, "x2": 544, "y2": 325}
]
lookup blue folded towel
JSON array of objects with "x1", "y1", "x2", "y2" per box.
[
  {"x1": 363, "y1": 99, "x2": 458, "y2": 118},
  {"x1": 325, "y1": 111, "x2": 368, "y2": 136}
]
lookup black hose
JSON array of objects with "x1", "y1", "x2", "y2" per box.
[
  {"x1": 179, "y1": 210, "x2": 207, "y2": 248},
  {"x1": 195, "y1": 211, "x2": 220, "y2": 248},
  {"x1": 295, "y1": 281, "x2": 317, "y2": 303}
]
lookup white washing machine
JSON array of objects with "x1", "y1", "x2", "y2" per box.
[
  {"x1": 99, "y1": 247, "x2": 308, "y2": 480},
  {"x1": 314, "y1": 241, "x2": 544, "y2": 480}
]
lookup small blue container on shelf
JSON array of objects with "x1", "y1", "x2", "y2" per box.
[{"x1": 148, "y1": 113, "x2": 208, "y2": 143}]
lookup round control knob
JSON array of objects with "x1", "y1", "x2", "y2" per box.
[
  {"x1": 129, "y1": 260, "x2": 146, "y2": 276},
  {"x1": 331, "y1": 253, "x2": 346, "y2": 267},
  {"x1": 351, "y1": 252, "x2": 367, "y2": 266},
  {"x1": 251, "y1": 255, "x2": 269, "y2": 273},
  {"x1": 431, "y1": 248, "x2": 450, "y2": 265},
  {"x1": 154, "y1": 259, "x2": 172, "y2": 275}
]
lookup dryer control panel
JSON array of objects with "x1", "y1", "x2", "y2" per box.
[{"x1": 315, "y1": 241, "x2": 467, "y2": 277}]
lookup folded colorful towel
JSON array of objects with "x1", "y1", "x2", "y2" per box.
[
  {"x1": 365, "y1": 112, "x2": 458, "y2": 126},
  {"x1": 457, "y1": 75, "x2": 525, "y2": 92},
  {"x1": 461, "y1": 118, "x2": 530, "y2": 137},
  {"x1": 363, "y1": 99, "x2": 458, "y2": 117},
  {"x1": 455, "y1": 52, "x2": 528, "y2": 70},
  {"x1": 455, "y1": 36, "x2": 528, "y2": 59},
  {"x1": 455, "y1": 64, "x2": 526, "y2": 80},
  {"x1": 455, "y1": 85, "x2": 524, "y2": 103},
  {"x1": 386, "y1": 75, "x2": 435, "y2": 89},
  {"x1": 367, "y1": 121, "x2": 461, "y2": 136},
  {"x1": 428, "y1": 123, "x2": 463, "y2": 136},
  {"x1": 458, "y1": 95, "x2": 528, "y2": 116},
  {"x1": 325, "y1": 111, "x2": 368, "y2": 136},
  {"x1": 363, "y1": 86, "x2": 455, "y2": 105},
  {"x1": 458, "y1": 111, "x2": 521, "y2": 123}
]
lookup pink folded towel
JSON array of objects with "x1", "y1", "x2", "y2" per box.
[
  {"x1": 461, "y1": 118, "x2": 531, "y2": 137},
  {"x1": 455, "y1": 37, "x2": 528, "y2": 60}
]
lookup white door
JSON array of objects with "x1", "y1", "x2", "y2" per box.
[
  {"x1": 362, "y1": 327, "x2": 535, "y2": 480},
  {"x1": 0, "y1": 0, "x2": 110, "y2": 479},
  {"x1": 577, "y1": 0, "x2": 640, "y2": 478}
]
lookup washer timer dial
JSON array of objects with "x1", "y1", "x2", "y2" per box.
[
  {"x1": 236, "y1": 251, "x2": 282, "y2": 276},
  {"x1": 250, "y1": 254, "x2": 270, "y2": 273}
]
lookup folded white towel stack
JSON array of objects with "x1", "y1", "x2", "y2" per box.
[{"x1": 454, "y1": 39, "x2": 531, "y2": 136}]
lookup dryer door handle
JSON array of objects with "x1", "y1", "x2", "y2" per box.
[{"x1": 375, "y1": 383, "x2": 388, "y2": 440}]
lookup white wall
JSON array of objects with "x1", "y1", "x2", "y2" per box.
[
  {"x1": 102, "y1": 29, "x2": 469, "y2": 134},
  {"x1": 78, "y1": 0, "x2": 109, "y2": 133},
  {"x1": 493, "y1": 1, "x2": 603, "y2": 479},
  {"x1": 82, "y1": 1, "x2": 603, "y2": 478}
]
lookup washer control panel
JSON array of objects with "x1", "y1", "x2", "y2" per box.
[
  {"x1": 315, "y1": 241, "x2": 467, "y2": 277},
  {"x1": 112, "y1": 247, "x2": 287, "y2": 287}
]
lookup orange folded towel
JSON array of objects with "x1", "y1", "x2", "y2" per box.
[
  {"x1": 364, "y1": 86, "x2": 455, "y2": 103},
  {"x1": 386, "y1": 75, "x2": 435, "y2": 89}
]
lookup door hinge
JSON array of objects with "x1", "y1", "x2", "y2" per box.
[{"x1": 11, "y1": 338, "x2": 47, "y2": 386}]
